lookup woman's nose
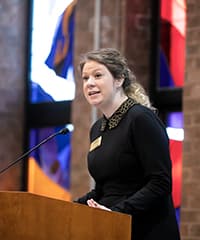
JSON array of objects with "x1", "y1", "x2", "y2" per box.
[{"x1": 87, "y1": 76, "x2": 95, "y2": 86}]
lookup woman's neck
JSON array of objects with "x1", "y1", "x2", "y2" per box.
[{"x1": 101, "y1": 95, "x2": 128, "y2": 118}]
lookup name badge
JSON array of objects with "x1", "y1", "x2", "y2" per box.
[{"x1": 89, "y1": 136, "x2": 102, "y2": 152}]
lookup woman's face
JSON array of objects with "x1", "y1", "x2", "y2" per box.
[{"x1": 82, "y1": 60, "x2": 119, "y2": 109}]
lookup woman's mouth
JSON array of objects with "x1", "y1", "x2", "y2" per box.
[{"x1": 88, "y1": 91, "x2": 100, "y2": 96}]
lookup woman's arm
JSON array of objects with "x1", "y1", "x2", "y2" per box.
[{"x1": 74, "y1": 189, "x2": 98, "y2": 204}]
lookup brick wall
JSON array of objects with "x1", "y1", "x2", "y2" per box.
[
  {"x1": 181, "y1": 1, "x2": 200, "y2": 239},
  {"x1": 0, "y1": 1, "x2": 27, "y2": 189},
  {"x1": 125, "y1": 0, "x2": 152, "y2": 91}
]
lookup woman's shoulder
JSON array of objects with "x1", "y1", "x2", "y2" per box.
[
  {"x1": 128, "y1": 103, "x2": 156, "y2": 118},
  {"x1": 129, "y1": 104, "x2": 167, "y2": 131}
]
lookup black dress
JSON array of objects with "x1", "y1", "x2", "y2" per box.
[{"x1": 76, "y1": 98, "x2": 180, "y2": 240}]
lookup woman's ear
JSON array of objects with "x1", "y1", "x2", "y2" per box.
[{"x1": 115, "y1": 78, "x2": 125, "y2": 88}]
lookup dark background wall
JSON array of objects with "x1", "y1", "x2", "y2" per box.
[
  {"x1": 0, "y1": 1, "x2": 28, "y2": 190},
  {"x1": 0, "y1": 1, "x2": 199, "y2": 239}
]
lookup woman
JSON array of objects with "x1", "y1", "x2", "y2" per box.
[{"x1": 75, "y1": 48, "x2": 180, "y2": 240}]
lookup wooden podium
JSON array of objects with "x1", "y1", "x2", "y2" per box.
[{"x1": 0, "y1": 191, "x2": 131, "y2": 240}]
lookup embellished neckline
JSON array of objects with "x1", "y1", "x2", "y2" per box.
[{"x1": 100, "y1": 98, "x2": 136, "y2": 131}]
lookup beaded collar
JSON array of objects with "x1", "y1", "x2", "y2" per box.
[{"x1": 100, "y1": 98, "x2": 136, "y2": 131}]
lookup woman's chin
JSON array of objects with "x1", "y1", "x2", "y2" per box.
[{"x1": 90, "y1": 100, "x2": 102, "y2": 108}]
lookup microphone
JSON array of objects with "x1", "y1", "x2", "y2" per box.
[{"x1": 0, "y1": 127, "x2": 70, "y2": 175}]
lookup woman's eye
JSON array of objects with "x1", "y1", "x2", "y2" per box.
[
  {"x1": 82, "y1": 76, "x2": 88, "y2": 81},
  {"x1": 95, "y1": 73, "x2": 102, "y2": 78}
]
